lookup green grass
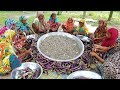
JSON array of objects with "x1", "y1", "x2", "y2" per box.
[
  {"x1": 0, "y1": 11, "x2": 36, "y2": 26},
  {"x1": 0, "y1": 11, "x2": 23, "y2": 26},
  {"x1": 0, "y1": 11, "x2": 120, "y2": 29}
]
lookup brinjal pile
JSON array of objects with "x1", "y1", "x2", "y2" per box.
[
  {"x1": 36, "y1": 54, "x2": 87, "y2": 75},
  {"x1": 21, "y1": 36, "x2": 120, "y2": 78}
]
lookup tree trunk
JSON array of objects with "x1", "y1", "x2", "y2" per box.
[
  {"x1": 83, "y1": 11, "x2": 86, "y2": 19},
  {"x1": 57, "y1": 11, "x2": 62, "y2": 15},
  {"x1": 108, "y1": 11, "x2": 113, "y2": 21},
  {"x1": 36, "y1": 11, "x2": 38, "y2": 17}
]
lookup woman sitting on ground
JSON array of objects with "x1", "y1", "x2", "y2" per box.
[
  {"x1": 32, "y1": 13, "x2": 49, "y2": 35},
  {"x1": 0, "y1": 30, "x2": 21, "y2": 76},
  {"x1": 62, "y1": 17, "x2": 76, "y2": 34},
  {"x1": 73, "y1": 19, "x2": 89, "y2": 36},
  {"x1": 90, "y1": 27, "x2": 119, "y2": 64},
  {"x1": 16, "y1": 15, "x2": 31, "y2": 35},
  {"x1": 92, "y1": 19, "x2": 107, "y2": 44},
  {"x1": 47, "y1": 13, "x2": 61, "y2": 32}
]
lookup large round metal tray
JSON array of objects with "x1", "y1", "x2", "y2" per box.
[
  {"x1": 67, "y1": 70, "x2": 102, "y2": 79},
  {"x1": 37, "y1": 32, "x2": 84, "y2": 62}
]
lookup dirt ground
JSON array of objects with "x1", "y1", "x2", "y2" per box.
[{"x1": 0, "y1": 74, "x2": 11, "y2": 79}]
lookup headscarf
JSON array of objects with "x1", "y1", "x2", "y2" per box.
[
  {"x1": 79, "y1": 19, "x2": 85, "y2": 25},
  {"x1": 77, "y1": 19, "x2": 89, "y2": 35},
  {"x1": 64, "y1": 17, "x2": 75, "y2": 32},
  {"x1": 37, "y1": 13, "x2": 45, "y2": 22},
  {"x1": 19, "y1": 15, "x2": 27, "y2": 22},
  {"x1": 101, "y1": 28, "x2": 118, "y2": 47},
  {"x1": 37, "y1": 12, "x2": 44, "y2": 18},
  {"x1": 49, "y1": 13, "x2": 58, "y2": 23},
  {"x1": 66, "y1": 17, "x2": 74, "y2": 26},
  {"x1": 98, "y1": 19, "x2": 107, "y2": 28},
  {"x1": 94, "y1": 19, "x2": 107, "y2": 38},
  {"x1": 5, "y1": 18, "x2": 16, "y2": 29}
]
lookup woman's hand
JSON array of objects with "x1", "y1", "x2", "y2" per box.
[
  {"x1": 92, "y1": 48, "x2": 96, "y2": 52},
  {"x1": 78, "y1": 32, "x2": 86, "y2": 35},
  {"x1": 37, "y1": 26, "x2": 41, "y2": 31},
  {"x1": 24, "y1": 30, "x2": 29, "y2": 35},
  {"x1": 73, "y1": 32, "x2": 78, "y2": 35},
  {"x1": 94, "y1": 44, "x2": 102, "y2": 49},
  {"x1": 94, "y1": 38, "x2": 101, "y2": 40},
  {"x1": 21, "y1": 36, "x2": 26, "y2": 41},
  {"x1": 90, "y1": 51, "x2": 98, "y2": 57},
  {"x1": 90, "y1": 51, "x2": 105, "y2": 63},
  {"x1": 25, "y1": 50, "x2": 31, "y2": 54}
]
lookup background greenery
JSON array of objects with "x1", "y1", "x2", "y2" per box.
[{"x1": 0, "y1": 11, "x2": 120, "y2": 29}]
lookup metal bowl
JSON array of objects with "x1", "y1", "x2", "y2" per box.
[
  {"x1": 11, "y1": 62, "x2": 43, "y2": 79},
  {"x1": 76, "y1": 35, "x2": 90, "y2": 42},
  {"x1": 37, "y1": 32, "x2": 84, "y2": 62},
  {"x1": 67, "y1": 70, "x2": 102, "y2": 79},
  {"x1": 27, "y1": 34, "x2": 38, "y2": 40}
]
